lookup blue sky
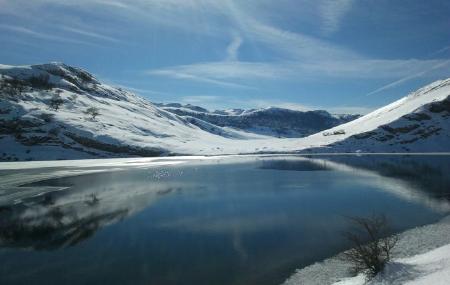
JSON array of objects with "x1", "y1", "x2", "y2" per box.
[{"x1": 1, "y1": 0, "x2": 449, "y2": 114}]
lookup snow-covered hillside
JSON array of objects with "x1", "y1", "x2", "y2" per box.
[
  {"x1": 1, "y1": 62, "x2": 449, "y2": 161},
  {"x1": 0, "y1": 63, "x2": 273, "y2": 161},
  {"x1": 156, "y1": 102, "x2": 359, "y2": 138},
  {"x1": 301, "y1": 78, "x2": 450, "y2": 153}
]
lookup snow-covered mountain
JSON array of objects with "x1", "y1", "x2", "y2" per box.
[
  {"x1": 301, "y1": 78, "x2": 450, "y2": 153},
  {"x1": 1, "y1": 62, "x2": 449, "y2": 161},
  {"x1": 155, "y1": 102, "x2": 359, "y2": 138},
  {"x1": 0, "y1": 62, "x2": 272, "y2": 161}
]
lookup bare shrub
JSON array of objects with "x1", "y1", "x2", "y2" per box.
[
  {"x1": 341, "y1": 214, "x2": 398, "y2": 279},
  {"x1": 84, "y1": 106, "x2": 100, "y2": 120},
  {"x1": 49, "y1": 94, "x2": 64, "y2": 111}
]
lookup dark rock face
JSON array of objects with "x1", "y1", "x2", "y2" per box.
[
  {"x1": 64, "y1": 133, "x2": 164, "y2": 157},
  {"x1": 159, "y1": 104, "x2": 360, "y2": 138},
  {"x1": 429, "y1": 97, "x2": 450, "y2": 113}
]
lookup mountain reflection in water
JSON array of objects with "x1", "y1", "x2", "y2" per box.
[{"x1": 0, "y1": 155, "x2": 449, "y2": 285}]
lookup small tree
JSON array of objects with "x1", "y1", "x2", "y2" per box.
[
  {"x1": 84, "y1": 106, "x2": 100, "y2": 120},
  {"x1": 49, "y1": 94, "x2": 64, "y2": 111},
  {"x1": 341, "y1": 214, "x2": 398, "y2": 280},
  {"x1": 7, "y1": 78, "x2": 25, "y2": 95},
  {"x1": 29, "y1": 74, "x2": 53, "y2": 90}
]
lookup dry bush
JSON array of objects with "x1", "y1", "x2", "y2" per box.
[
  {"x1": 341, "y1": 214, "x2": 398, "y2": 279},
  {"x1": 49, "y1": 94, "x2": 64, "y2": 111},
  {"x1": 84, "y1": 107, "x2": 100, "y2": 120}
]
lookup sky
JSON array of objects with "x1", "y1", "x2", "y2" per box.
[{"x1": 0, "y1": 0, "x2": 449, "y2": 114}]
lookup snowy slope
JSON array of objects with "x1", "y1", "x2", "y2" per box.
[
  {"x1": 0, "y1": 63, "x2": 272, "y2": 161},
  {"x1": 284, "y1": 215, "x2": 450, "y2": 285},
  {"x1": 156, "y1": 103, "x2": 359, "y2": 138},
  {"x1": 333, "y1": 243, "x2": 450, "y2": 285},
  {"x1": 298, "y1": 78, "x2": 450, "y2": 153},
  {"x1": 154, "y1": 78, "x2": 450, "y2": 153},
  {"x1": 1, "y1": 62, "x2": 449, "y2": 161}
]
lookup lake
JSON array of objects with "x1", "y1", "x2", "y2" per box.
[{"x1": 0, "y1": 155, "x2": 449, "y2": 285}]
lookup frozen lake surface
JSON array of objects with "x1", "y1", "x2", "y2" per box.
[{"x1": 0, "y1": 155, "x2": 449, "y2": 285}]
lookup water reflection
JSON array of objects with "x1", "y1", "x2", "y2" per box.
[
  {"x1": 260, "y1": 159, "x2": 332, "y2": 171},
  {"x1": 0, "y1": 170, "x2": 183, "y2": 250},
  {"x1": 0, "y1": 202, "x2": 128, "y2": 250},
  {"x1": 0, "y1": 155, "x2": 449, "y2": 285},
  {"x1": 320, "y1": 155, "x2": 450, "y2": 199},
  {"x1": 261, "y1": 155, "x2": 450, "y2": 213}
]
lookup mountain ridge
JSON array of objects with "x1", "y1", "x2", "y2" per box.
[
  {"x1": 1, "y1": 62, "x2": 449, "y2": 161},
  {"x1": 155, "y1": 102, "x2": 360, "y2": 138}
]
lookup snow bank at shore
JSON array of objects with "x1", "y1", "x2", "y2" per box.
[
  {"x1": 283, "y1": 216, "x2": 450, "y2": 285},
  {"x1": 335, "y1": 243, "x2": 450, "y2": 285}
]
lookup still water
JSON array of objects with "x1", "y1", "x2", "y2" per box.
[{"x1": 0, "y1": 155, "x2": 449, "y2": 285}]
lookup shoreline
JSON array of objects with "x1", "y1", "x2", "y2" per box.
[{"x1": 282, "y1": 215, "x2": 450, "y2": 285}]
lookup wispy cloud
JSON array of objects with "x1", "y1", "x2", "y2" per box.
[
  {"x1": 150, "y1": 61, "x2": 289, "y2": 80},
  {"x1": 428, "y1": 45, "x2": 450, "y2": 58},
  {"x1": 142, "y1": 0, "x2": 445, "y2": 87},
  {"x1": 1, "y1": 0, "x2": 358, "y2": 61},
  {"x1": 181, "y1": 95, "x2": 221, "y2": 104},
  {"x1": 129, "y1": 0, "x2": 446, "y2": 88},
  {"x1": 319, "y1": 0, "x2": 354, "y2": 35},
  {"x1": 226, "y1": 35, "x2": 242, "y2": 61},
  {"x1": 61, "y1": 26, "x2": 120, "y2": 43},
  {"x1": 365, "y1": 59, "x2": 450, "y2": 96},
  {"x1": 95, "y1": 0, "x2": 131, "y2": 9},
  {"x1": 148, "y1": 66, "x2": 254, "y2": 89},
  {"x1": 240, "y1": 17, "x2": 360, "y2": 61},
  {"x1": 148, "y1": 31, "x2": 286, "y2": 89},
  {"x1": 1, "y1": 0, "x2": 448, "y2": 110},
  {"x1": 148, "y1": 58, "x2": 447, "y2": 88},
  {"x1": 0, "y1": 24, "x2": 97, "y2": 46}
]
